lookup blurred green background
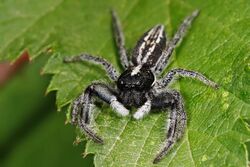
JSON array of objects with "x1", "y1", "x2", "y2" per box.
[{"x1": 0, "y1": 55, "x2": 94, "y2": 167}]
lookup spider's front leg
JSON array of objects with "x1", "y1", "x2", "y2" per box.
[
  {"x1": 151, "y1": 90, "x2": 186, "y2": 164},
  {"x1": 72, "y1": 83, "x2": 129, "y2": 143}
]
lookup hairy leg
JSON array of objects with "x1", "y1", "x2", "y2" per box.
[
  {"x1": 111, "y1": 10, "x2": 130, "y2": 68},
  {"x1": 155, "y1": 68, "x2": 219, "y2": 89},
  {"x1": 64, "y1": 54, "x2": 119, "y2": 81},
  {"x1": 72, "y1": 83, "x2": 129, "y2": 143},
  {"x1": 154, "y1": 10, "x2": 200, "y2": 75},
  {"x1": 133, "y1": 94, "x2": 152, "y2": 120},
  {"x1": 152, "y1": 90, "x2": 186, "y2": 164}
]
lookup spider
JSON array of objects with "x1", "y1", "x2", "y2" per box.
[{"x1": 64, "y1": 10, "x2": 218, "y2": 164}]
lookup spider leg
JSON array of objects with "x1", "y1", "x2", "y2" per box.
[
  {"x1": 155, "y1": 68, "x2": 219, "y2": 89},
  {"x1": 154, "y1": 10, "x2": 199, "y2": 75},
  {"x1": 64, "y1": 54, "x2": 119, "y2": 81},
  {"x1": 111, "y1": 10, "x2": 130, "y2": 68},
  {"x1": 152, "y1": 90, "x2": 186, "y2": 164},
  {"x1": 72, "y1": 83, "x2": 129, "y2": 143}
]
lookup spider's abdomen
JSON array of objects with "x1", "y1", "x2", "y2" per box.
[{"x1": 131, "y1": 25, "x2": 166, "y2": 67}]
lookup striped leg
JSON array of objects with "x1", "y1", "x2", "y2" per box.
[
  {"x1": 72, "y1": 83, "x2": 129, "y2": 143},
  {"x1": 111, "y1": 10, "x2": 129, "y2": 68},
  {"x1": 155, "y1": 68, "x2": 219, "y2": 90},
  {"x1": 154, "y1": 10, "x2": 200, "y2": 75},
  {"x1": 153, "y1": 90, "x2": 186, "y2": 164}
]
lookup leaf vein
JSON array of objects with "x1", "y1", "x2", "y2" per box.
[
  {"x1": 102, "y1": 119, "x2": 130, "y2": 163},
  {"x1": 133, "y1": 115, "x2": 161, "y2": 166}
]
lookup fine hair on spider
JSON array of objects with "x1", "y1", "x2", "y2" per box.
[{"x1": 64, "y1": 9, "x2": 219, "y2": 164}]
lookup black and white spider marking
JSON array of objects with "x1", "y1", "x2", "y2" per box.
[{"x1": 64, "y1": 10, "x2": 219, "y2": 164}]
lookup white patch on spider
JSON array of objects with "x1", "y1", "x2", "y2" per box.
[
  {"x1": 137, "y1": 26, "x2": 158, "y2": 62},
  {"x1": 151, "y1": 74, "x2": 156, "y2": 86},
  {"x1": 131, "y1": 65, "x2": 142, "y2": 76},
  {"x1": 144, "y1": 28, "x2": 155, "y2": 41},
  {"x1": 156, "y1": 25, "x2": 164, "y2": 43},
  {"x1": 138, "y1": 41, "x2": 145, "y2": 62},
  {"x1": 133, "y1": 100, "x2": 151, "y2": 120},
  {"x1": 110, "y1": 97, "x2": 129, "y2": 116},
  {"x1": 165, "y1": 116, "x2": 171, "y2": 131},
  {"x1": 142, "y1": 25, "x2": 164, "y2": 63},
  {"x1": 142, "y1": 44, "x2": 156, "y2": 63}
]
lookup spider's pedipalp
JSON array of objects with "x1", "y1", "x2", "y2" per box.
[
  {"x1": 110, "y1": 96, "x2": 129, "y2": 116},
  {"x1": 154, "y1": 10, "x2": 200, "y2": 75},
  {"x1": 133, "y1": 97, "x2": 152, "y2": 120},
  {"x1": 64, "y1": 54, "x2": 119, "y2": 81},
  {"x1": 111, "y1": 10, "x2": 130, "y2": 68}
]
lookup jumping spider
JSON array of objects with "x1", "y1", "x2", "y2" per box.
[{"x1": 64, "y1": 10, "x2": 218, "y2": 164}]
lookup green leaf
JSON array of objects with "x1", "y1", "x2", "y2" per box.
[{"x1": 1, "y1": 0, "x2": 250, "y2": 166}]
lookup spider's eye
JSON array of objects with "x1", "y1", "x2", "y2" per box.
[{"x1": 117, "y1": 66, "x2": 154, "y2": 91}]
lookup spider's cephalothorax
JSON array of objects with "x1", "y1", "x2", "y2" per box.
[
  {"x1": 64, "y1": 10, "x2": 219, "y2": 164},
  {"x1": 117, "y1": 65, "x2": 155, "y2": 107}
]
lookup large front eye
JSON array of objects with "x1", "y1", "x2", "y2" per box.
[
  {"x1": 117, "y1": 73, "x2": 129, "y2": 90},
  {"x1": 117, "y1": 79, "x2": 124, "y2": 89},
  {"x1": 136, "y1": 70, "x2": 155, "y2": 90}
]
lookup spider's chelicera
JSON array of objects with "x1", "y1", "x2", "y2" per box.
[{"x1": 64, "y1": 10, "x2": 218, "y2": 164}]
